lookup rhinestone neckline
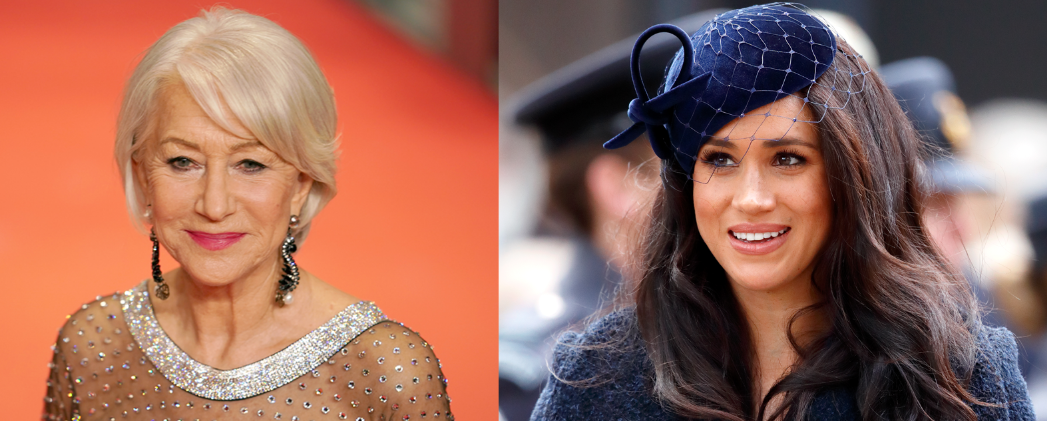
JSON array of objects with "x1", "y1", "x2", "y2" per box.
[{"x1": 122, "y1": 280, "x2": 386, "y2": 400}]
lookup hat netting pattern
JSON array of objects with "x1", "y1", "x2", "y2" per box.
[{"x1": 605, "y1": 3, "x2": 874, "y2": 184}]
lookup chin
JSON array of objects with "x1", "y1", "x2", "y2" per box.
[
  {"x1": 178, "y1": 257, "x2": 252, "y2": 288},
  {"x1": 730, "y1": 275, "x2": 791, "y2": 293},
  {"x1": 722, "y1": 263, "x2": 799, "y2": 293}
]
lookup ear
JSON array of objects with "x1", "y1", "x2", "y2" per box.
[
  {"x1": 586, "y1": 153, "x2": 634, "y2": 219},
  {"x1": 131, "y1": 154, "x2": 152, "y2": 211},
  {"x1": 290, "y1": 172, "x2": 315, "y2": 216}
]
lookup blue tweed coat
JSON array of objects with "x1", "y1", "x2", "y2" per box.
[{"x1": 531, "y1": 309, "x2": 1033, "y2": 420}]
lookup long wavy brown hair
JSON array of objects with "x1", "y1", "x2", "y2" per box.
[{"x1": 629, "y1": 41, "x2": 982, "y2": 420}]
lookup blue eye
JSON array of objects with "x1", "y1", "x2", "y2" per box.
[
  {"x1": 167, "y1": 157, "x2": 194, "y2": 169},
  {"x1": 239, "y1": 159, "x2": 267, "y2": 173}
]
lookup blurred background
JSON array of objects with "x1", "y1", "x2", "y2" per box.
[
  {"x1": 0, "y1": 0, "x2": 495, "y2": 418},
  {"x1": 500, "y1": 0, "x2": 1047, "y2": 419}
]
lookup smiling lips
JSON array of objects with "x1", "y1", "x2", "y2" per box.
[
  {"x1": 728, "y1": 224, "x2": 790, "y2": 255},
  {"x1": 186, "y1": 230, "x2": 245, "y2": 251}
]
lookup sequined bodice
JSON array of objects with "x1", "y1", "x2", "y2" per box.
[{"x1": 43, "y1": 282, "x2": 453, "y2": 420}]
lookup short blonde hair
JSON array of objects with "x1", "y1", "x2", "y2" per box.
[{"x1": 115, "y1": 7, "x2": 338, "y2": 242}]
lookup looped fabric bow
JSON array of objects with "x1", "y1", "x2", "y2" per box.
[
  {"x1": 602, "y1": 4, "x2": 838, "y2": 176},
  {"x1": 604, "y1": 24, "x2": 709, "y2": 161}
]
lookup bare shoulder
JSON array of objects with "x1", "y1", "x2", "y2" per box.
[
  {"x1": 330, "y1": 320, "x2": 453, "y2": 419},
  {"x1": 303, "y1": 271, "x2": 361, "y2": 313}
]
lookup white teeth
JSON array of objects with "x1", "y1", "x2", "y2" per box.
[{"x1": 732, "y1": 228, "x2": 788, "y2": 242}]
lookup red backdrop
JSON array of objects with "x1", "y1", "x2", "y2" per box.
[{"x1": 0, "y1": 0, "x2": 497, "y2": 418}]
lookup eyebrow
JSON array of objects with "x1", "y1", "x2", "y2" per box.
[
  {"x1": 702, "y1": 136, "x2": 817, "y2": 150},
  {"x1": 764, "y1": 137, "x2": 817, "y2": 149},
  {"x1": 159, "y1": 137, "x2": 262, "y2": 152},
  {"x1": 703, "y1": 138, "x2": 737, "y2": 149}
]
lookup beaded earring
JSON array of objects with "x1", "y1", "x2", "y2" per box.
[
  {"x1": 150, "y1": 228, "x2": 170, "y2": 300},
  {"x1": 276, "y1": 215, "x2": 301, "y2": 305}
]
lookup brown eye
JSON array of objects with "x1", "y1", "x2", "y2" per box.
[
  {"x1": 702, "y1": 152, "x2": 738, "y2": 167},
  {"x1": 774, "y1": 153, "x2": 804, "y2": 166}
]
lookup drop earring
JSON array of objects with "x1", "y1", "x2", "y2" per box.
[
  {"x1": 276, "y1": 215, "x2": 300, "y2": 305},
  {"x1": 150, "y1": 228, "x2": 170, "y2": 300}
]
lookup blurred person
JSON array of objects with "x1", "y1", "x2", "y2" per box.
[
  {"x1": 1026, "y1": 194, "x2": 1047, "y2": 418},
  {"x1": 964, "y1": 97, "x2": 1047, "y2": 419},
  {"x1": 532, "y1": 4, "x2": 1031, "y2": 420},
  {"x1": 879, "y1": 56, "x2": 1008, "y2": 328},
  {"x1": 43, "y1": 8, "x2": 451, "y2": 420},
  {"x1": 499, "y1": 10, "x2": 721, "y2": 421},
  {"x1": 966, "y1": 100, "x2": 1047, "y2": 341}
]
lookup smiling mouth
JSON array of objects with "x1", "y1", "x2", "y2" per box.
[
  {"x1": 730, "y1": 228, "x2": 790, "y2": 243},
  {"x1": 186, "y1": 230, "x2": 246, "y2": 251}
]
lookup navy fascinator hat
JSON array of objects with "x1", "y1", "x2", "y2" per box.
[{"x1": 605, "y1": 3, "x2": 867, "y2": 178}]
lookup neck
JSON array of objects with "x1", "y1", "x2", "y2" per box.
[
  {"x1": 730, "y1": 275, "x2": 827, "y2": 413},
  {"x1": 151, "y1": 262, "x2": 313, "y2": 369}
]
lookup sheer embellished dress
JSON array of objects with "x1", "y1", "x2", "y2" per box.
[{"x1": 43, "y1": 281, "x2": 453, "y2": 420}]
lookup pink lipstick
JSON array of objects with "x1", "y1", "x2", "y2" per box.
[{"x1": 186, "y1": 230, "x2": 245, "y2": 251}]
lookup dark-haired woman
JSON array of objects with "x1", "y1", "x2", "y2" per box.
[{"x1": 531, "y1": 4, "x2": 1032, "y2": 420}]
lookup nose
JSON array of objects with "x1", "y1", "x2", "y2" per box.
[
  {"x1": 731, "y1": 162, "x2": 775, "y2": 215},
  {"x1": 196, "y1": 164, "x2": 235, "y2": 221}
]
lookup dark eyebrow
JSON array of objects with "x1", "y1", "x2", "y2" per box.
[
  {"x1": 703, "y1": 138, "x2": 738, "y2": 150},
  {"x1": 703, "y1": 136, "x2": 817, "y2": 150},
  {"x1": 762, "y1": 136, "x2": 818, "y2": 149}
]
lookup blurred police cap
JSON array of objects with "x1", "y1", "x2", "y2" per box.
[
  {"x1": 508, "y1": 10, "x2": 723, "y2": 153},
  {"x1": 880, "y1": 56, "x2": 992, "y2": 194}
]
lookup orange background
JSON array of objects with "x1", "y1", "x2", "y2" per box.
[{"x1": 0, "y1": 0, "x2": 497, "y2": 418}]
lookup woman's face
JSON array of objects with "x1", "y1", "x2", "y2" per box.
[
  {"x1": 134, "y1": 83, "x2": 313, "y2": 287},
  {"x1": 692, "y1": 96, "x2": 832, "y2": 295}
]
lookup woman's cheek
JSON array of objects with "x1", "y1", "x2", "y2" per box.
[
  {"x1": 153, "y1": 174, "x2": 199, "y2": 207},
  {"x1": 233, "y1": 176, "x2": 295, "y2": 211}
]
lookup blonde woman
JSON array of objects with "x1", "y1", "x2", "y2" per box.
[{"x1": 43, "y1": 8, "x2": 451, "y2": 420}]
